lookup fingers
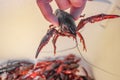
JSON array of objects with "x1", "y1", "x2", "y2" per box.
[
  {"x1": 69, "y1": 0, "x2": 87, "y2": 7},
  {"x1": 36, "y1": 0, "x2": 87, "y2": 26},
  {"x1": 36, "y1": 0, "x2": 52, "y2": 3},
  {"x1": 55, "y1": 0, "x2": 70, "y2": 10},
  {"x1": 37, "y1": 0, "x2": 59, "y2": 26},
  {"x1": 70, "y1": 7, "x2": 84, "y2": 20},
  {"x1": 70, "y1": 0, "x2": 87, "y2": 20}
]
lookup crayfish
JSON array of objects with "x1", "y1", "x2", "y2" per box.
[
  {"x1": 0, "y1": 54, "x2": 94, "y2": 80},
  {"x1": 35, "y1": 9, "x2": 120, "y2": 58}
]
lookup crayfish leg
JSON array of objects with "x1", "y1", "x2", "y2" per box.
[
  {"x1": 52, "y1": 34, "x2": 59, "y2": 55},
  {"x1": 35, "y1": 28, "x2": 57, "y2": 58},
  {"x1": 76, "y1": 32, "x2": 87, "y2": 51}
]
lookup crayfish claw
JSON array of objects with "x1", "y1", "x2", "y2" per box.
[
  {"x1": 77, "y1": 14, "x2": 120, "y2": 31},
  {"x1": 35, "y1": 28, "x2": 57, "y2": 58},
  {"x1": 88, "y1": 14, "x2": 120, "y2": 23}
]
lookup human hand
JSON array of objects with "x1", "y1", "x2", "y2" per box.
[{"x1": 36, "y1": 0, "x2": 87, "y2": 26}]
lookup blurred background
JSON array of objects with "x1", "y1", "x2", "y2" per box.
[{"x1": 0, "y1": 0, "x2": 120, "y2": 80}]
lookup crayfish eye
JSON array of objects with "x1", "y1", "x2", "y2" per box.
[
  {"x1": 55, "y1": 9, "x2": 63, "y2": 16},
  {"x1": 55, "y1": 9, "x2": 60, "y2": 15}
]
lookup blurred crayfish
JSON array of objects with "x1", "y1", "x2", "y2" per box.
[{"x1": 35, "y1": 9, "x2": 120, "y2": 58}]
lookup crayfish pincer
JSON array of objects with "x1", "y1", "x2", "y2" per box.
[{"x1": 35, "y1": 9, "x2": 120, "y2": 58}]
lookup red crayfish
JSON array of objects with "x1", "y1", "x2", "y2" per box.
[
  {"x1": 35, "y1": 9, "x2": 119, "y2": 58},
  {"x1": 0, "y1": 54, "x2": 94, "y2": 80}
]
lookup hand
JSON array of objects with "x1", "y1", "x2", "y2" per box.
[{"x1": 36, "y1": 0, "x2": 87, "y2": 26}]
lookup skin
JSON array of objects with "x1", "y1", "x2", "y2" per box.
[{"x1": 36, "y1": 0, "x2": 87, "y2": 26}]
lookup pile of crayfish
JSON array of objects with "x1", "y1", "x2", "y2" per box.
[{"x1": 0, "y1": 54, "x2": 93, "y2": 80}]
